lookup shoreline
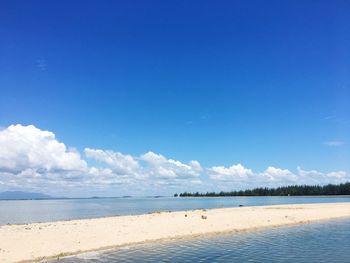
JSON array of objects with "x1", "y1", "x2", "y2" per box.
[
  {"x1": 0, "y1": 194, "x2": 349, "y2": 202},
  {"x1": 60, "y1": 216, "x2": 350, "y2": 260},
  {"x1": 0, "y1": 202, "x2": 349, "y2": 262},
  {"x1": 177, "y1": 195, "x2": 350, "y2": 198}
]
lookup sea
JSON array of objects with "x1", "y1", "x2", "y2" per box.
[
  {"x1": 1, "y1": 196, "x2": 349, "y2": 262},
  {"x1": 0, "y1": 196, "x2": 349, "y2": 225},
  {"x1": 51, "y1": 218, "x2": 350, "y2": 263}
]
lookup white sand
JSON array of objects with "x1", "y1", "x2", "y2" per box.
[{"x1": 0, "y1": 202, "x2": 349, "y2": 262}]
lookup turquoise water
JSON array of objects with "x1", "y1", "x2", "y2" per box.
[
  {"x1": 51, "y1": 219, "x2": 350, "y2": 263},
  {"x1": 0, "y1": 196, "x2": 349, "y2": 225}
]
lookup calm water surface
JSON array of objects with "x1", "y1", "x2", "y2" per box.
[
  {"x1": 0, "y1": 196, "x2": 349, "y2": 225},
  {"x1": 51, "y1": 218, "x2": 350, "y2": 263}
]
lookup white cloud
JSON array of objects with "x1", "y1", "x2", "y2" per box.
[
  {"x1": 208, "y1": 164, "x2": 298, "y2": 188},
  {"x1": 297, "y1": 166, "x2": 350, "y2": 184},
  {"x1": 323, "y1": 141, "x2": 345, "y2": 146},
  {"x1": 0, "y1": 125, "x2": 203, "y2": 194},
  {"x1": 0, "y1": 124, "x2": 87, "y2": 173},
  {"x1": 327, "y1": 171, "x2": 347, "y2": 179},
  {"x1": 0, "y1": 124, "x2": 349, "y2": 196},
  {"x1": 260, "y1": 166, "x2": 297, "y2": 183},
  {"x1": 140, "y1": 151, "x2": 202, "y2": 179},
  {"x1": 208, "y1": 164, "x2": 349, "y2": 188},
  {"x1": 85, "y1": 148, "x2": 141, "y2": 176},
  {"x1": 0, "y1": 125, "x2": 136, "y2": 194},
  {"x1": 84, "y1": 149, "x2": 203, "y2": 181},
  {"x1": 208, "y1": 164, "x2": 253, "y2": 181}
]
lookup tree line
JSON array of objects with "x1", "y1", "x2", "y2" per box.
[{"x1": 175, "y1": 182, "x2": 350, "y2": 197}]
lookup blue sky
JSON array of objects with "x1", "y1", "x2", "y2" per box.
[{"x1": 0, "y1": 1, "x2": 349, "y2": 196}]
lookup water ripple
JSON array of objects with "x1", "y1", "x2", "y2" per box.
[{"x1": 50, "y1": 219, "x2": 350, "y2": 263}]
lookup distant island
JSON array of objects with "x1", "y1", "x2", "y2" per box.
[
  {"x1": 0, "y1": 191, "x2": 54, "y2": 200},
  {"x1": 175, "y1": 182, "x2": 350, "y2": 197}
]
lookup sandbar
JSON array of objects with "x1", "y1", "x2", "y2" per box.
[{"x1": 0, "y1": 202, "x2": 349, "y2": 262}]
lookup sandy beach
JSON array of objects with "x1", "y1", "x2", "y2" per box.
[{"x1": 0, "y1": 202, "x2": 349, "y2": 263}]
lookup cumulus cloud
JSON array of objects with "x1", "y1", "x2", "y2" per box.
[
  {"x1": 208, "y1": 164, "x2": 253, "y2": 181},
  {"x1": 0, "y1": 124, "x2": 349, "y2": 196},
  {"x1": 260, "y1": 166, "x2": 297, "y2": 184},
  {"x1": 0, "y1": 125, "x2": 204, "y2": 194},
  {"x1": 208, "y1": 163, "x2": 349, "y2": 188},
  {"x1": 208, "y1": 164, "x2": 298, "y2": 188},
  {"x1": 0, "y1": 125, "x2": 94, "y2": 194},
  {"x1": 297, "y1": 167, "x2": 349, "y2": 185},
  {"x1": 84, "y1": 149, "x2": 202, "y2": 182},
  {"x1": 85, "y1": 148, "x2": 141, "y2": 176},
  {"x1": 140, "y1": 151, "x2": 202, "y2": 179},
  {"x1": 0, "y1": 124, "x2": 87, "y2": 173}
]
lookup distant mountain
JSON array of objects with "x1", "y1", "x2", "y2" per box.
[{"x1": 0, "y1": 191, "x2": 54, "y2": 200}]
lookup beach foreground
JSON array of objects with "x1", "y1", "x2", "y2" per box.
[{"x1": 1, "y1": 202, "x2": 349, "y2": 263}]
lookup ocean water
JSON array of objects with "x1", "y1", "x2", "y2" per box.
[
  {"x1": 0, "y1": 196, "x2": 349, "y2": 225},
  {"x1": 51, "y1": 218, "x2": 350, "y2": 263}
]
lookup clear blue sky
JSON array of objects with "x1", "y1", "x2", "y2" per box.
[{"x1": 0, "y1": 1, "x2": 349, "y2": 195}]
